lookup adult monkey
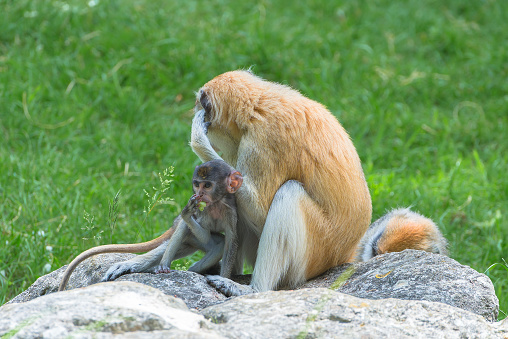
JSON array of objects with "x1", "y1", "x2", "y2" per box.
[{"x1": 190, "y1": 70, "x2": 372, "y2": 296}]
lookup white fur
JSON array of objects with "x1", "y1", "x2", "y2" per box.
[
  {"x1": 359, "y1": 222, "x2": 386, "y2": 262},
  {"x1": 190, "y1": 109, "x2": 222, "y2": 162},
  {"x1": 251, "y1": 181, "x2": 308, "y2": 291}
]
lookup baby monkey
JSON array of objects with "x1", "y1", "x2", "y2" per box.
[
  {"x1": 155, "y1": 159, "x2": 243, "y2": 277},
  {"x1": 59, "y1": 159, "x2": 242, "y2": 291}
]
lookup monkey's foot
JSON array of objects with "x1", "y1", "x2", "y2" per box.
[
  {"x1": 154, "y1": 265, "x2": 171, "y2": 274},
  {"x1": 206, "y1": 275, "x2": 256, "y2": 297},
  {"x1": 102, "y1": 262, "x2": 134, "y2": 282}
]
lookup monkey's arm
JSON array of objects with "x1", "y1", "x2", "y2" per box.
[
  {"x1": 158, "y1": 219, "x2": 191, "y2": 270},
  {"x1": 59, "y1": 227, "x2": 175, "y2": 291},
  {"x1": 180, "y1": 195, "x2": 212, "y2": 245},
  {"x1": 188, "y1": 233, "x2": 225, "y2": 274},
  {"x1": 191, "y1": 109, "x2": 222, "y2": 162},
  {"x1": 184, "y1": 216, "x2": 212, "y2": 245},
  {"x1": 220, "y1": 217, "x2": 239, "y2": 279}
]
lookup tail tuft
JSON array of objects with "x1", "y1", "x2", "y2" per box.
[{"x1": 355, "y1": 208, "x2": 448, "y2": 262}]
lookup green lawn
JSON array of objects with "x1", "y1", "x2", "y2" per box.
[{"x1": 1, "y1": 0, "x2": 506, "y2": 319}]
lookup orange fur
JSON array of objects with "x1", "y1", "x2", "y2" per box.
[
  {"x1": 355, "y1": 208, "x2": 448, "y2": 262},
  {"x1": 377, "y1": 217, "x2": 433, "y2": 253},
  {"x1": 195, "y1": 71, "x2": 372, "y2": 287}
]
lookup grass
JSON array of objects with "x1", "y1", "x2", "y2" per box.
[{"x1": 0, "y1": 0, "x2": 506, "y2": 320}]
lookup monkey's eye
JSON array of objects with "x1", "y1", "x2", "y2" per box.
[
  {"x1": 193, "y1": 181, "x2": 199, "y2": 188},
  {"x1": 204, "y1": 182, "x2": 212, "y2": 189}
]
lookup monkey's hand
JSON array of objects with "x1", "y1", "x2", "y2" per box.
[
  {"x1": 204, "y1": 121, "x2": 212, "y2": 134},
  {"x1": 181, "y1": 195, "x2": 200, "y2": 220},
  {"x1": 193, "y1": 108, "x2": 211, "y2": 133},
  {"x1": 207, "y1": 275, "x2": 256, "y2": 297}
]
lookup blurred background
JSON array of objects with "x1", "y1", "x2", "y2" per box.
[{"x1": 0, "y1": 0, "x2": 506, "y2": 319}]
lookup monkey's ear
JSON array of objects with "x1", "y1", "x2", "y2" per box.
[{"x1": 227, "y1": 171, "x2": 243, "y2": 193}]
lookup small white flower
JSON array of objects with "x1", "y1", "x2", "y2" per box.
[
  {"x1": 88, "y1": 0, "x2": 99, "y2": 7},
  {"x1": 37, "y1": 230, "x2": 45, "y2": 237},
  {"x1": 43, "y1": 263, "x2": 52, "y2": 273},
  {"x1": 46, "y1": 245, "x2": 53, "y2": 252}
]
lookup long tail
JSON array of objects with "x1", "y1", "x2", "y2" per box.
[
  {"x1": 58, "y1": 228, "x2": 175, "y2": 291},
  {"x1": 355, "y1": 208, "x2": 448, "y2": 262}
]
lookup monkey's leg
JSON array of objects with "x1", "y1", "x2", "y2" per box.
[
  {"x1": 208, "y1": 180, "x2": 308, "y2": 296},
  {"x1": 155, "y1": 237, "x2": 201, "y2": 274},
  {"x1": 252, "y1": 180, "x2": 308, "y2": 290},
  {"x1": 102, "y1": 240, "x2": 169, "y2": 281},
  {"x1": 188, "y1": 233, "x2": 225, "y2": 274}
]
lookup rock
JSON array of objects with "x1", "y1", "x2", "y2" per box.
[
  {"x1": 207, "y1": 288, "x2": 508, "y2": 338},
  {"x1": 115, "y1": 271, "x2": 227, "y2": 310},
  {"x1": 8, "y1": 253, "x2": 227, "y2": 310},
  {"x1": 3, "y1": 283, "x2": 506, "y2": 338},
  {"x1": 7, "y1": 253, "x2": 135, "y2": 304},
  {"x1": 0, "y1": 281, "x2": 224, "y2": 338},
  {"x1": 302, "y1": 250, "x2": 500, "y2": 321},
  {"x1": 8, "y1": 251, "x2": 500, "y2": 320},
  {"x1": 202, "y1": 288, "x2": 508, "y2": 338}
]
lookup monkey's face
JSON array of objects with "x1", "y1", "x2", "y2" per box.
[
  {"x1": 192, "y1": 162, "x2": 230, "y2": 204},
  {"x1": 192, "y1": 179, "x2": 215, "y2": 204}
]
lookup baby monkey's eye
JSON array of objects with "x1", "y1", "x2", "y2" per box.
[
  {"x1": 204, "y1": 182, "x2": 212, "y2": 188},
  {"x1": 193, "y1": 181, "x2": 199, "y2": 187}
]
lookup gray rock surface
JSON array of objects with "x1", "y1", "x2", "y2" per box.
[
  {"x1": 7, "y1": 253, "x2": 135, "y2": 304},
  {"x1": 8, "y1": 250, "x2": 500, "y2": 322},
  {"x1": 8, "y1": 253, "x2": 227, "y2": 310},
  {"x1": 303, "y1": 250, "x2": 500, "y2": 321},
  {"x1": 115, "y1": 271, "x2": 227, "y2": 310},
  {"x1": 2, "y1": 282, "x2": 506, "y2": 338},
  {"x1": 202, "y1": 288, "x2": 508, "y2": 339},
  {"x1": 1, "y1": 281, "x2": 223, "y2": 338}
]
